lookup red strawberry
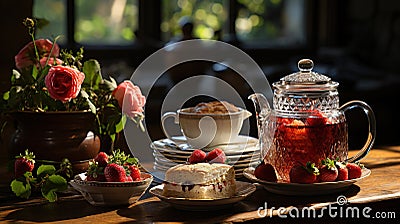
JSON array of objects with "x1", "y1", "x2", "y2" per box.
[
  {"x1": 319, "y1": 158, "x2": 338, "y2": 182},
  {"x1": 128, "y1": 165, "x2": 142, "y2": 181},
  {"x1": 335, "y1": 161, "x2": 348, "y2": 181},
  {"x1": 289, "y1": 162, "x2": 319, "y2": 184},
  {"x1": 125, "y1": 175, "x2": 133, "y2": 182},
  {"x1": 306, "y1": 110, "x2": 329, "y2": 127},
  {"x1": 346, "y1": 162, "x2": 362, "y2": 179},
  {"x1": 104, "y1": 163, "x2": 127, "y2": 182},
  {"x1": 188, "y1": 149, "x2": 207, "y2": 164},
  {"x1": 277, "y1": 118, "x2": 293, "y2": 127},
  {"x1": 14, "y1": 150, "x2": 35, "y2": 178},
  {"x1": 285, "y1": 119, "x2": 308, "y2": 141},
  {"x1": 205, "y1": 148, "x2": 226, "y2": 163},
  {"x1": 86, "y1": 161, "x2": 106, "y2": 182},
  {"x1": 94, "y1": 152, "x2": 109, "y2": 167},
  {"x1": 254, "y1": 162, "x2": 277, "y2": 182}
]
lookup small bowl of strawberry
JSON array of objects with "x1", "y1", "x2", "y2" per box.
[{"x1": 69, "y1": 150, "x2": 153, "y2": 206}]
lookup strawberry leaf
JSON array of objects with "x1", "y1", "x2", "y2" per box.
[
  {"x1": 126, "y1": 157, "x2": 139, "y2": 165},
  {"x1": 37, "y1": 164, "x2": 56, "y2": 179},
  {"x1": 305, "y1": 161, "x2": 320, "y2": 175},
  {"x1": 41, "y1": 174, "x2": 67, "y2": 202},
  {"x1": 10, "y1": 179, "x2": 32, "y2": 199},
  {"x1": 321, "y1": 158, "x2": 336, "y2": 170}
]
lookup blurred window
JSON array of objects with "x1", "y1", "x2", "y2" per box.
[
  {"x1": 162, "y1": 0, "x2": 228, "y2": 40},
  {"x1": 33, "y1": 0, "x2": 307, "y2": 47},
  {"x1": 236, "y1": 0, "x2": 306, "y2": 46},
  {"x1": 34, "y1": 0, "x2": 139, "y2": 46},
  {"x1": 75, "y1": 0, "x2": 138, "y2": 45},
  {"x1": 33, "y1": 0, "x2": 67, "y2": 44},
  {"x1": 162, "y1": 0, "x2": 306, "y2": 46}
]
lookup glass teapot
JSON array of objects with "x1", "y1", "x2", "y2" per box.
[{"x1": 249, "y1": 59, "x2": 376, "y2": 182}]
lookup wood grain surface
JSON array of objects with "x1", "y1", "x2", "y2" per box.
[{"x1": 1, "y1": 147, "x2": 399, "y2": 223}]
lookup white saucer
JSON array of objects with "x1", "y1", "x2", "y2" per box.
[
  {"x1": 171, "y1": 135, "x2": 256, "y2": 144},
  {"x1": 243, "y1": 167, "x2": 371, "y2": 196},
  {"x1": 149, "y1": 181, "x2": 256, "y2": 211}
]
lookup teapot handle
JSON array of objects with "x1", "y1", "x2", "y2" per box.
[{"x1": 340, "y1": 100, "x2": 376, "y2": 163}]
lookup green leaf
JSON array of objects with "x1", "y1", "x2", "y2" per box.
[
  {"x1": 110, "y1": 134, "x2": 116, "y2": 142},
  {"x1": 18, "y1": 67, "x2": 35, "y2": 84},
  {"x1": 115, "y1": 115, "x2": 127, "y2": 133},
  {"x1": 41, "y1": 174, "x2": 67, "y2": 202},
  {"x1": 83, "y1": 59, "x2": 102, "y2": 89},
  {"x1": 36, "y1": 65, "x2": 50, "y2": 82},
  {"x1": 6, "y1": 87, "x2": 22, "y2": 110},
  {"x1": 32, "y1": 65, "x2": 39, "y2": 80},
  {"x1": 3, "y1": 91, "x2": 9, "y2": 100},
  {"x1": 10, "y1": 180, "x2": 31, "y2": 199},
  {"x1": 126, "y1": 157, "x2": 139, "y2": 165},
  {"x1": 106, "y1": 103, "x2": 117, "y2": 108},
  {"x1": 80, "y1": 90, "x2": 96, "y2": 114},
  {"x1": 88, "y1": 99, "x2": 96, "y2": 114},
  {"x1": 37, "y1": 164, "x2": 56, "y2": 178}
]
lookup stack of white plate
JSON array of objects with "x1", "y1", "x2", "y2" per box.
[{"x1": 150, "y1": 135, "x2": 260, "y2": 178}]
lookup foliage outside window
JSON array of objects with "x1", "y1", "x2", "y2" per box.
[
  {"x1": 75, "y1": 0, "x2": 138, "y2": 45},
  {"x1": 34, "y1": 0, "x2": 306, "y2": 47},
  {"x1": 236, "y1": 0, "x2": 306, "y2": 45},
  {"x1": 33, "y1": 0, "x2": 67, "y2": 44},
  {"x1": 34, "y1": 0, "x2": 139, "y2": 46},
  {"x1": 162, "y1": 0, "x2": 228, "y2": 40}
]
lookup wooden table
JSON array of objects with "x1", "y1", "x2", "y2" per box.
[{"x1": 1, "y1": 147, "x2": 399, "y2": 223}]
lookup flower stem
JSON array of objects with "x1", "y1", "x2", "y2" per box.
[
  {"x1": 23, "y1": 18, "x2": 40, "y2": 67},
  {"x1": 37, "y1": 36, "x2": 61, "y2": 83}
]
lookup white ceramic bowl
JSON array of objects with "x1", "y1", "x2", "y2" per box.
[
  {"x1": 70, "y1": 172, "x2": 153, "y2": 206},
  {"x1": 162, "y1": 107, "x2": 252, "y2": 148}
]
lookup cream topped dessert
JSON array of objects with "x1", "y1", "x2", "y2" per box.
[
  {"x1": 162, "y1": 163, "x2": 236, "y2": 199},
  {"x1": 192, "y1": 101, "x2": 239, "y2": 114}
]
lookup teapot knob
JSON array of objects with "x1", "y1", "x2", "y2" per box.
[{"x1": 298, "y1": 59, "x2": 314, "y2": 72}]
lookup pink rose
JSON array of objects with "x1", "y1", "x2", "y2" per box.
[
  {"x1": 15, "y1": 39, "x2": 60, "y2": 71},
  {"x1": 39, "y1": 57, "x2": 63, "y2": 68},
  {"x1": 45, "y1": 65, "x2": 85, "y2": 102},
  {"x1": 112, "y1": 80, "x2": 146, "y2": 117}
]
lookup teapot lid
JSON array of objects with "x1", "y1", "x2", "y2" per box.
[
  {"x1": 272, "y1": 59, "x2": 339, "y2": 112},
  {"x1": 273, "y1": 59, "x2": 338, "y2": 91}
]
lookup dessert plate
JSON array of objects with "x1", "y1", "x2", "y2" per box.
[
  {"x1": 149, "y1": 181, "x2": 256, "y2": 211},
  {"x1": 243, "y1": 167, "x2": 371, "y2": 196}
]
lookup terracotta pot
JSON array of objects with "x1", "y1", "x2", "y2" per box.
[{"x1": 10, "y1": 111, "x2": 101, "y2": 173}]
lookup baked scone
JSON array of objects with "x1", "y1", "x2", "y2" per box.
[
  {"x1": 162, "y1": 163, "x2": 236, "y2": 199},
  {"x1": 192, "y1": 101, "x2": 239, "y2": 114}
]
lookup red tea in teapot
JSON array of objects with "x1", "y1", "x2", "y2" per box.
[
  {"x1": 251, "y1": 59, "x2": 376, "y2": 183},
  {"x1": 263, "y1": 110, "x2": 348, "y2": 182}
]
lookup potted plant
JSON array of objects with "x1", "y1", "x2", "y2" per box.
[{"x1": 0, "y1": 18, "x2": 146, "y2": 173}]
